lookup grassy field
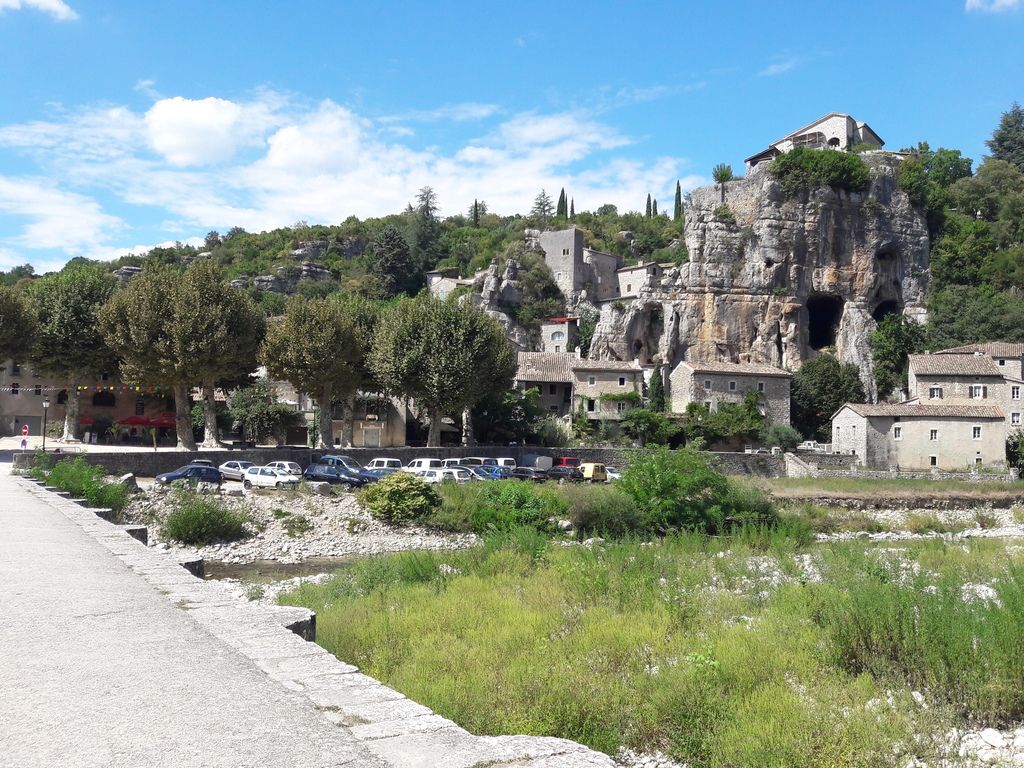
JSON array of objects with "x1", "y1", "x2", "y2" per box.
[
  {"x1": 752, "y1": 475, "x2": 1024, "y2": 504},
  {"x1": 280, "y1": 531, "x2": 1024, "y2": 766}
]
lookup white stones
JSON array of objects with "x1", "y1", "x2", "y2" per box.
[{"x1": 981, "y1": 728, "x2": 1006, "y2": 749}]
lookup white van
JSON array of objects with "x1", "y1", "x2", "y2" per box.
[
  {"x1": 441, "y1": 458, "x2": 464, "y2": 468},
  {"x1": 366, "y1": 458, "x2": 403, "y2": 470},
  {"x1": 403, "y1": 458, "x2": 443, "y2": 473},
  {"x1": 493, "y1": 457, "x2": 516, "y2": 468}
]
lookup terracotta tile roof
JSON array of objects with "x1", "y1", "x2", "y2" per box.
[
  {"x1": 515, "y1": 352, "x2": 574, "y2": 383},
  {"x1": 676, "y1": 360, "x2": 791, "y2": 377},
  {"x1": 936, "y1": 342, "x2": 1024, "y2": 358},
  {"x1": 908, "y1": 354, "x2": 1002, "y2": 377},
  {"x1": 843, "y1": 403, "x2": 1005, "y2": 419},
  {"x1": 571, "y1": 358, "x2": 643, "y2": 372}
]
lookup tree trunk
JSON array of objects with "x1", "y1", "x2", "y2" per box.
[
  {"x1": 318, "y1": 384, "x2": 333, "y2": 449},
  {"x1": 62, "y1": 385, "x2": 79, "y2": 441},
  {"x1": 427, "y1": 406, "x2": 442, "y2": 447},
  {"x1": 461, "y1": 405, "x2": 475, "y2": 447},
  {"x1": 341, "y1": 393, "x2": 355, "y2": 448},
  {"x1": 200, "y1": 380, "x2": 221, "y2": 448},
  {"x1": 720, "y1": 184, "x2": 725, "y2": 203},
  {"x1": 173, "y1": 383, "x2": 197, "y2": 451}
]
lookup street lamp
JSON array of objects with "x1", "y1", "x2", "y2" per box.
[{"x1": 42, "y1": 396, "x2": 50, "y2": 452}]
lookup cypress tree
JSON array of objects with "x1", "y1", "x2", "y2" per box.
[
  {"x1": 556, "y1": 188, "x2": 567, "y2": 218},
  {"x1": 652, "y1": 199, "x2": 658, "y2": 217},
  {"x1": 569, "y1": 198, "x2": 575, "y2": 218},
  {"x1": 648, "y1": 367, "x2": 666, "y2": 412},
  {"x1": 472, "y1": 199, "x2": 479, "y2": 228},
  {"x1": 645, "y1": 193, "x2": 652, "y2": 218},
  {"x1": 673, "y1": 180, "x2": 683, "y2": 222}
]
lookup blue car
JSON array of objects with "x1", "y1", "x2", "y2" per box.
[
  {"x1": 314, "y1": 455, "x2": 378, "y2": 484},
  {"x1": 155, "y1": 464, "x2": 223, "y2": 486}
]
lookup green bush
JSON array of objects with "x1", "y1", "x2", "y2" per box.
[
  {"x1": 759, "y1": 423, "x2": 801, "y2": 451},
  {"x1": 359, "y1": 472, "x2": 440, "y2": 526},
  {"x1": 469, "y1": 481, "x2": 566, "y2": 534},
  {"x1": 162, "y1": 491, "x2": 248, "y2": 545},
  {"x1": 39, "y1": 457, "x2": 129, "y2": 514},
  {"x1": 712, "y1": 204, "x2": 735, "y2": 225},
  {"x1": 769, "y1": 147, "x2": 872, "y2": 198},
  {"x1": 617, "y1": 445, "x2": 775, "y2": 534},
  {"x1": 558, "y1": 484, "x2": 642, "y2": 538}
]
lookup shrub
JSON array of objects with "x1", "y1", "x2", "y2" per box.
[
  {"x1": 468, "y1": 481, "x2": 565, "y2": 534},
  {"x1": 558, "y1": 484, "x2": 642, "y2": 539},
  {"x1": 617, "y1": 446, "x2": 775, "y2": 534},
  {"x1": 769, "y1": 147, "x2": 871, "y2": 198},
  {"x1": 281, "y1": 513, "x2": 313, "y2": 538},
  {"x1": 974, "y1": 510, "x2": 1000, "y2": 530},
  {"x1": 712, "y1": 204, "x2": 735, "y2": 225},
  {"x1": 358, "y1": 472, "x2": 440, "y2": 526},
  {"x1": 534, "y1": 415, "x2": 572, "y2": 447},
  {"x1": 162, "y1": 491, "x2": 248, "y2": 545},
  {"x1": 41, "y1": 457, "x2": 129, "y2": 514},
  {"x1": 759, "y1": 423, "x2": 801, "y2": 451}
]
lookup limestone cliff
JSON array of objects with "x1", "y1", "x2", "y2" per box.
[{"x1": 589, "y1": 153, "x2": 930, "y2": 399}]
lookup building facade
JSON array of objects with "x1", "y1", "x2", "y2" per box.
[
  {"x1": 572, "y1": 359, "x2": 644, "y2": 421},
  {"x1": 668, "y1": 360, "x2": 792, "y2": 426},
  {"x1": 616, "y1": 262, "x2": 665, "y2": 299},
  {"x1": 831, "y1": 403, "x2": 1006, "y2": 470},
  {"x1": 532, "y1": 228, "x2": 620, "y2": 302},
  {"x1": 539, "y1": 317, "x2": 579, "y2": 354},
  {"x1": 745, "y1": 112, "x2": 884, "y2": 170},
  {"x1": 514, "y1": 351, "x2": 575, "y2": 417}
]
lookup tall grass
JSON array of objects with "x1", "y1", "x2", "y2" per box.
[
  {"x1": 279, "y1": 534, "x2": 1015, "y2": 765},
  {"x1": 161, "y1": 491, "x2": 248, "y2": 545},
  {"x1": 34, "y1": 457, "x2": 129, "y2": 515}
]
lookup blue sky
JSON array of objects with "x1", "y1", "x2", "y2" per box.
[{"x1": 1, "y1": 0, "x2": 1022, "y2": 271}]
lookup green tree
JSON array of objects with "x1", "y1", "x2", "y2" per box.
[
  {"x1": 371, "y1": 224, "x2": 420, "y2": 298},
  {"x1": 328, "y1": 293, "x2": 381, "y2": 446},
  {"x1": 712, "y1": 163, "x2": 734, "y2": 202},
  {"x1": 569, "y1": 197, "x2": 575, "y2": 219},
  {"x1": 791, "y1": 354, "x2": 866, "y2": 441},
  {"x1": 645, "y1": 193, "x2": 652, "y2": 218},
  {"x1": 260, "y1": 296, "x2": 361, "y2": 449},
  {"x1": 0, "y1": 285, "x2": 36, "y2": 363},
  {"x1": 556, "y1": 188, "x2": 567, "y2": 218},
  {"x1": 29, "y1": 262, "x2": 117, "y2": 440},
  {"x1": 652, "y1": 198, "x2": 658, "y2": 217},
  {"x1": 571, "y1": 304, "x2": 599, "y2": 358},
  {"x1": 673, "y1": 180, "x2": 683, "y2": 222},
  {"x1": 227, "y1": 379, "x2": 302, "y2": 445},
  {"x1": 1008, "y1": 429, "x2": 1024, "y2": 471},
  {"x1": 619, "y1": 408, "x2": 678, "y2": 446},
  {"x1": 472, "y1": 387, "x2": 541, "y2": 445},
  {"x1": 759, "y1": 423, "x2": 801, "y2": 451},
  {"x1": 409, "y1": 186, "x2": 444, "y2": 272},
  {"x1": 986, "y1": 102, "x2": 1024, "y2": 173},
  {"x1": 683, "y1": 393, "x2": 765, "y2": 448},
  {"x1": 869, "y1": 314, "x2": 926, "y2": 400},
  {"x1": 370, "y1": 296, "x2": 515, "y2": 446},
  {"x1": 531, "y1": 189, "x2": 554, "y2": 226},
  {"x1": 647, "y1": 367, "x2": 666, "y2": 412}
]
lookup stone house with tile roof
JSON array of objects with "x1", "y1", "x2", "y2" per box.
[
  {"x1": 515, "y1": 352, "x2": 575, "y2": 417},
  {"x1": 669, "y1": 360, "x2": 792, "y2": 426},
  {"x1": 936, "y1": 342, "x2": 1024, "y2": 384},
  {"x1": 514, "y1": 352, "x2": 644, "y2": 420},
  {"x1": 744, "y1": 112, "x2": 885, "y2": 170},
  {"x1": 905, "y1": 353, "x2": 1022, "y2": 431}
]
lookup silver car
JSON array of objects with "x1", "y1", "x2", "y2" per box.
[{"x1": 218, "y1": 460, "x2": 254, "y2": 481}]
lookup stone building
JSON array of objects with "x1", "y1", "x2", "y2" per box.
[
  {"x1": 668, "y1": 360, "x2": 792, "y2": 426},
  {"x1": 572, "y1": 359, "x2": 644, "y2": 421},
  {"x1": 616, "y1": 262, "x2": 666, "y2": 299},
  {"x1": 514, "y1": 352, "x2": 574, "y2": 417},
  {"x1": 426, "y1": 268, "x2": 476, "y2": 300},
  {"x1": 906, "y1": 353, "x2": 1005, "y2": 404},
  {"x1": 831, "y1": 403, "x2": 1006, "y2": 471},
  {"x1": 539, "y1": 317, "x2": 578, "y2": 354},
  {"x1": 937, "y1": 342, "x2": 1024, "y2": 393},
  {"x1": 745, "y1": 112, "x2": 885, "y2": 170},
  {"x1": 531, "y1": 228, "x2": 620, "y2": 303}
]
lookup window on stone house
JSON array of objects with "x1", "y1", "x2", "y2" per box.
[
  {"x1": 588, "y1": 376, "x2": 595, "y2": 386},
  {"x1": 729, "y1": 381, "x2": 737, "y2": 391},
  {"x1": 554, "y1": 346, "x2": 560, "y2": 353},
  {"x1": 586, "y1": 398, "x2": 596, "y2": 413},
  {"x1": 999, "y1": 359, "x2": 1006, "y2": 366},
  {"x1": 757, "y1": 381, "x2": 765, "y2": 392},
  {"x1": 893, "y1": 426, "x2": 902, "y2": 440},
  {"x1": 929, "y1": 429, "x2": 938, "y2": 441},
  {"x1": 929, "y1": 387, "x2": 943, "y2": 399},
  {"x1": 11, "y1": 382, "x2": 19, "y2": 395},
  {"x1": 976, "y1": 454, "x2": 984, "y2": 465},
  {"x1": 562, "y1": 248, "x2": 570, "y2": 256},
  {"x1": 704, "y1": 379, "x2": 712, "y2": 390},
  {"x1": 1013, "y1": 413, "x2": 1021, "y2": 426},
  {"x1": 550, "y1": 405, "x2": 558, "y2": 412},
  {"x1": 549, "y1": 384, "x2": 556, "y2": 395},
  {"x1": 930, "y1": 455, "x2": 938, "y2": 467},
  {"x1": 626, "y1": 284, "x2": 632, "y2": 292},
  {"x1": 617, "y1": 401, "x2": 627, "y2": 413},
  {"x1": 970, "y1": 385, "x2": 987, "y2": 399},
  {"x1": 973, "y1": 426, "x2": 982, "y2": 440},
  {"x1": 618, "y1": 377, "x2": 626, "y2": 387},
  {"x1": 552, "y1": 331, "x2": 565, "y2": 341},
  {"x1": 1013, "y1": 386, "x2": 1021, "y2": 400}
]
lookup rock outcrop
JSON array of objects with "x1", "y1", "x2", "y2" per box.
[
  {"x1": 471, "y1": 259, "x2": 532, "y2": 350},
  {"x1": 590, "y1": 154, "x2": 930, "y2": 399}
]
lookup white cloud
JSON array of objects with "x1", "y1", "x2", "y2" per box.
[
  {"x1": 0, "y1": 91, "x2": 694, "y2": 259},
  {"x1": 0, "y1": 176, "x2": 122, "y2": 252},
  {"x1": 0, "y1": 0, "x2": 77, "y2": 21},
  {"x1": 965, "y1": 0, "x2": 1020, "y2": 10},
  {"x1": 381, "y1": 103, "x2": 500, "y2": 123},
  {"x1": 758, "y1": 58, "x2": 799, "y2": 77}
]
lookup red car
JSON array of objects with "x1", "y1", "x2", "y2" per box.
[{"x1": 552, "y1": 457, "x2": 581, "y2": 468}]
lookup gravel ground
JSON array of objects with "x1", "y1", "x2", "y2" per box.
[
  {"x1": 811, "y1": 504, "x2": 1024, "y2": 542},
  {"x1": 122, "y1": 485, "x2": 476, "y2": 564}
]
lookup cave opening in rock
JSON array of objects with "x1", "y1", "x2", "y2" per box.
[
  {"x1": 872, "y1": 300, "x2": 902, "y2": 322},
  {"x1": 807, "y1": 294, "x2": 844, "y2": 350}
]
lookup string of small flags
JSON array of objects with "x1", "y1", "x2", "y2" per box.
[{"x1": 0, "y1": 385, "x2": 168, "y2": 393}]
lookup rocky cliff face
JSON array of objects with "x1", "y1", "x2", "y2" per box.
[{"x1": 589, "y1": 154, "x2": 930, "y2": 399}]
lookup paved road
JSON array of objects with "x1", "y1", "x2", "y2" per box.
[{"x1": 0, "y1": 469, "x2": 385, "y2": 768}]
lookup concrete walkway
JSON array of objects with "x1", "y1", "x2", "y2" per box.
[
  {"x1": 0, "y1": 469, "x2": 616, "y2": 768},
  {"x1": 0, "y1": 470, "x2": 384, "y2": 768}
]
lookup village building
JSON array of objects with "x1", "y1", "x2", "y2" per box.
[
  {"x1": 616, "y1": 262, "x2": 666, "y2": 299},
  {"x1": 425, "y1": 268, "x2": 477, "y2": 300},
  {"x1": 744, "y1": 112, "x2": 885, "y2": 170},
  {"x1": 572, "y1": 358, "x2": 644, "y2": 421},
  {"x1": 831, "y1": 403, "x2": 1006, "y2": 471},
  {"x1": 514, "y1": 351, "x2": 574, "y2": 417},
  {"x1": 539, "y1": 317, "x2": 578, "y2": 354},
  {"x1": 937, "y1": 342, "x2": 1024, "y2": 390},
  {"x1": 668, "y1": 360, "x2": 792, "y2": 426},
  {"x1": 529, "y1": 228, "x2": 620, "y2": 302}
]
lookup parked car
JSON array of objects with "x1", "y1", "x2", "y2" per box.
[
  {"x1": 579, "y1": 462, "x2": 607, "y2": 483},
  {"x1": 441, "y1": 458, "x2": 464, "y2": 468},
  {"x1": 218, "y1": 460, "x2": 253, "y2": 481},
  {"x1": 512, "y1": 466, "x2": 549, "y2": 483},
  {"x1": 266, "y1": 460, "x2": 302, "y2": 476},
  {"x1": 552, "y1": 457, "x2": 581, "y2": 468},
  {"x1": 365, "y1": 467, "x2": 399, "y2": 479},
  {"x1": 365, "y1": 458, "x2": 402, "y2": 470},
  {"x1": 447, "y1": 467, "x2": 475, "y2": 484},
  {"x1": 491, "y1": 466, "x2": 515, "y2": 479},
  {"x1": 466, "y1": 465, "x2": 498, "y2": 480},
  {"x1": 303, "y1": 463, "x2": 369, "y2": 489},
  {"x1": 547, "y1": 466, "x2": 584, "y2": 484},
  {"x1": 243, "y1": 466, "x2": 300, "y2": 489},
  {"x1": 403, "y1": 458, "x2": 443, "y2": 473},
  {"x1": 315, "y1": 455, "x2": 377, "y2": 483},
  {"x1": 604, "y1": 466, "x2": 622, "y2": 482},
  {"x1": 460, "y1": 457, "x2": 488, "y2": 466},
  {"x1": 156, "y1": 464, "x2": 223, "y2": 486},
  {"x1": 189, "y1": 459, "x2": 216, "y2": 467},
  {"x1": 493, "y1": 458, "x2": 517, "y2": 468}
]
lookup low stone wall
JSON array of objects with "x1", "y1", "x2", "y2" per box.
[
  {"x1": 799, "y1": 453, "x2": 856, "y2": 469},
  {"x1": 13, "y1": 445, "x2": 787, "y2": 478},
  {"x1": 811, "y1": 466, "x2": 1020, "y2": 483}
]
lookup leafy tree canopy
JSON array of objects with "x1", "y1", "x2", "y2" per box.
[{"x1": 791, "y1": 355, "x2": 866, "y2": 441}]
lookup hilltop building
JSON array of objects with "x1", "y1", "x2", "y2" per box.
[
  {"x1": 668, "y1": 360, "x2": 792, "y2": 426},
  {"x1": 745, "y1": 112, "x2": 885, "y2": 170},
  {"x1": 528, "y1": 228, "x2": 620, "y2": 302}
]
